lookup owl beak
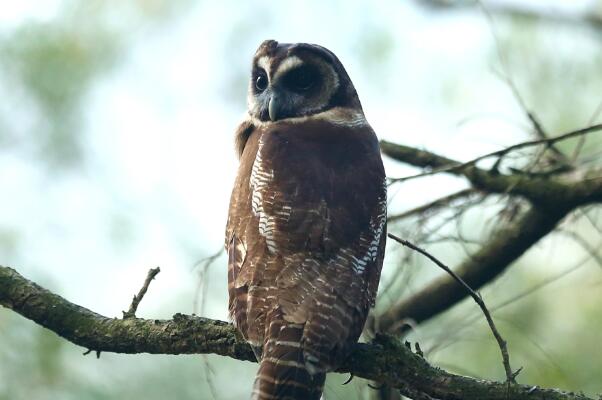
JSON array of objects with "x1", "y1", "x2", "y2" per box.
[{"x1": 268, "y1": 95, "x2": 280, "y2": 122}]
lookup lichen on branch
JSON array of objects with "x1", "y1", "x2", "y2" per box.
[{"x1": 0, "y1": 265, "x2": 594, "y2": 400}]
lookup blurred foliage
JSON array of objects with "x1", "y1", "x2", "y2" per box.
[
  {"x1": 493, "y1": 17, "x2": 602, "y2": 162},
  {"x1": 0, "y1": 308, "x2": 256, "y2": 400},
  {"x1": 0, "y1": 229, "x2": 20, "y2": 261},
  {"x1": 421, "y1": 257, "x2": 602, "y2": 395},
  {"x1": 1, "y1": 14, "x2": 118, "y2": 167},
  {"x1": 397, "y1": 207, "x2": 602, "y2": 395},
  {"x1": 220, "y1": 2, "x2": 276, "y2": 108},
  {"x1": 0, "y1": 0, "x2": 191, "y2": 170}
]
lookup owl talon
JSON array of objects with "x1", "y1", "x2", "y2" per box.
[
  {"x1": 368, "y1": 383, "x2": 385, "y2": 390},
  {"x1": 415, "y1": 342, "x2": 424, "y2": 358}
]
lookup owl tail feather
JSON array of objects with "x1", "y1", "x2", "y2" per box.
[{"x1": 252, "y1": 320, "x2": 325, "y2": 400}]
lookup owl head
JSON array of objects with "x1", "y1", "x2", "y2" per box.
[{"x1": 247, "y1": 40, "x2": 363, "y2": 122}]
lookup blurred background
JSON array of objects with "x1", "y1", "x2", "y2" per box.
[{"x1": 1, "y1": 0, "x2": 601, "y2": 399}]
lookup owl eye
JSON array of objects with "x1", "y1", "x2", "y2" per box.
[
  {"x1": 284, "y1": 66, "x2": 318, "y2": 92},
  {"x1": 255, "y1": 72, "x2": 268, "y2": 91}
]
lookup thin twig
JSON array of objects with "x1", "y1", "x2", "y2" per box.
[
  {"x1": 483, "y1": 0, "x2": 569, "y2": 170},
  {"x1": 426, "y1": 248, "x2": 595, "y2": 360},
  {"x1": 122, "y1": 267, "x2": 161, "y2": 319},
  {"x1": 572, "y1": 97, "x2": 602, "y2": 161},
  {"x1": 494, "y1": 71, "x2": 570, "y2": 167},
  {"x1": 479, "y1": 1, "x2": 569, "y2": 168},
  {"x1": 387, "y1": 233, "x2": 518, "y2": 384},
  {"x1": 580, "y1": 207, "x2": 602, "y2": 236},
  {"x1": 389, "y1": 123, "x2": 602, "y2": 183},
  {"x1": 387, "y1": 188, "x2": 478, "y2": 223},
  {"x1": 192, "y1": 249, "x2": 222, "y2": 315},
  {"x1": 192, "y1": 249, "x2": 223, "y2": 400},
  {"x1": 557, "y1": 230, "x2": 602, "y2": 268}
]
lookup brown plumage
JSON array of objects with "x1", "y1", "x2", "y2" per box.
[{"x1": 226, "y1": 40, "x2": 386, "y2": 400}]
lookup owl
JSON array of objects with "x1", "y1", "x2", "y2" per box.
[{"x1": 226, "y1": 40, "x2": 387, "y2": 400}]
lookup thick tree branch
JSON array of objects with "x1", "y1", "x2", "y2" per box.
[
  {"x1": 0, "y1": 265, "x2": 256, "y2": 359},
  {"x1": 0, "y1": 265, "x2": 594, "y2": 400},
  {"x1": 381, "y1": 140, "x2": 602, "y2": 207}
]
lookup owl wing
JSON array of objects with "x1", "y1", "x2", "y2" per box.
[{"x1": 225, "y1": 120, "x2": 260, "y2": 344}]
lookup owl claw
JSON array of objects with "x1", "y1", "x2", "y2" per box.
[
  {"x1": 368, "y1": 383, "x2": 385, "y2": 390},
  {"x1": 342, "y1": 373, "x2": 354, "y2": 385}
]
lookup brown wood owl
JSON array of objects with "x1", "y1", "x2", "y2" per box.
[{"x1": 226, "y1": 40, "x2": 387, "y2": 400}]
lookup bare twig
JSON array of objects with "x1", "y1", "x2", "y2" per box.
[
  {"x1": 479, "y1": 0, "x2": 570, "y2": 168},
  {"x1": 558, "y1": 230, "x2": 602, "y2": 268},
  {"x1": 192, "y1": 249, "x2": 222, "y2": 315},
  {"x1": 572, "y1": 98, "x2": 602, "y2": 161},
  {"x1": 580, "y1": 207, "x2": 602, "y2": 236},
  {"x1": 122, "y1": 267, "x2": 161, "y2": 319},
  {"x1": 426, "y1": 248, "x2": 596, "y2": 359},
  {"x1": 493, "y1": 71, "x2": 570, "y2": 167},
  {"x1": 389, "y1": 123, "x2": 602, "y2": 183},
  {"x1": 387, "y1": 188, "x2": 479, "y2": 223},
  {"x1": 191, "y1": 249, "x2": 223, "y2": 400},
  {"x1": 387, "y1": 233, "x2": 518, "y2": 383}
]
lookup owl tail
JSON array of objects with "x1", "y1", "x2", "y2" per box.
[{"x1": 252, "y1": 320, "x2": 325, "y2": 400}]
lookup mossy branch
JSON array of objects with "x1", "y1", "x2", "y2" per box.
[
  {"x1": 0, "y1": 265, "x2": 594, "y2": 400},
  {"x1": 380, "y1": 140, "x2": 602, "y2": 208},
  {"x1": 377, "y1": 132, "x2": 602, "y2": 331}
]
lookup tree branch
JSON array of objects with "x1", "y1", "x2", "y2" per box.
[
  {"x1": 123, "y1": 267, "x2": 160, "y2": 319},
  {"x1": 378, "y1": 204, "x2": 571, "y2": 332},
  {"x1": 0, "y1": 265, "x2": 594, "y2": 400},
  {"x1": 384, "y1": 123, "x2": 602, "y2": 183},
  {"x1": 378, "y1": 124, "x2": 602, "y2": 333},
  {"x1": 387, "y1": 233, "x2": 518, "y2": 383},
  {"x1": 380, "y1": 140, "x2": 602, "y2": 207},
  {"x1": 0, "y1": 265, "x2": 256, "y2": 359},
  {"x1": 387, "y1": 188, "x2": 479, "y2": 223}
]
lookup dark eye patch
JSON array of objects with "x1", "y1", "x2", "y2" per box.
[
  {"x1": 282, "y1": 65, "x2": 320, "y2": 92},
  {"x1": 253, "y1": 68, "x2": 268, "y2": 93}
]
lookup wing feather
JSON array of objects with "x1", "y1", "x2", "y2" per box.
[{"x1": 226, "y1": 117, "x2": 387, "y2": 372}]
